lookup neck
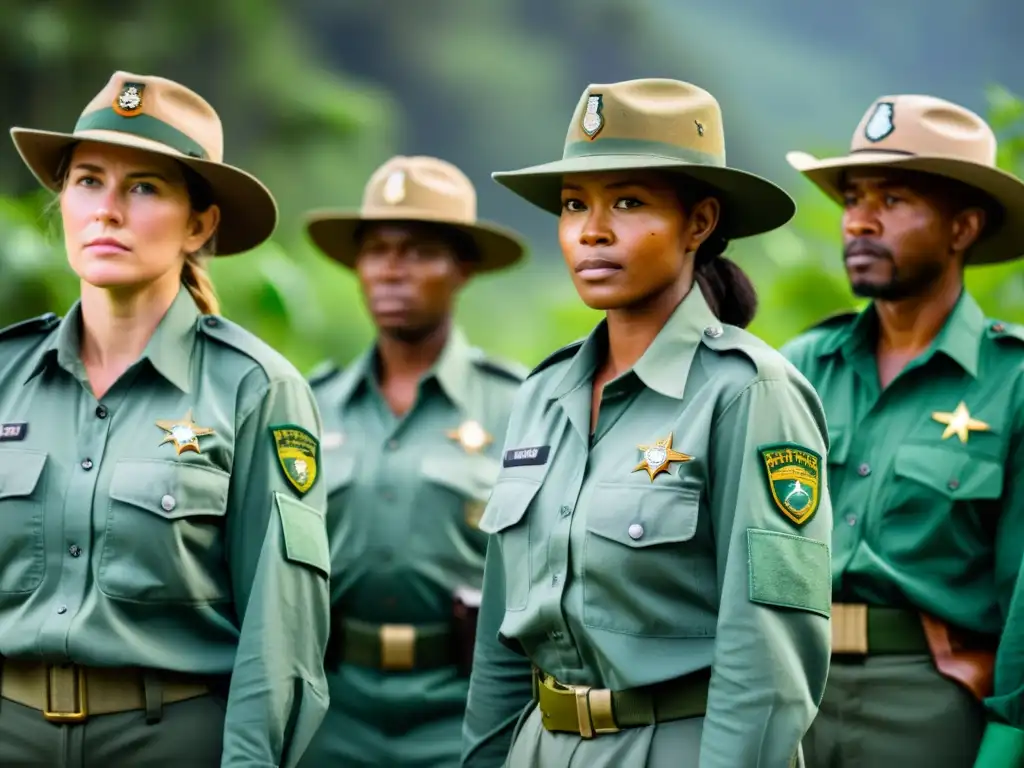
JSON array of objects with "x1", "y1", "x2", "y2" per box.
[
  {"x1": 376, "y1": 320, "x2": 451, "y2": 384},
  {"x1": 79, "y1": 277, "x2": 181, "y2": 375},
  {"x1": 603, "y1": 277, "x2": 690, "y2": 378},
  {"x1": 873, "y1": 270, "x2": 963, "y2": 355}
]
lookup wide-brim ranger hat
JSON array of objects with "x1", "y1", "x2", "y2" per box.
[
  {"x1": 491, "y1": 78, "x2": 796, "y2": 239},
  {"x1": 786, "y1": 95, "x2": 1024, "y2": 265},
  {"x1": 305, "y1": 155, "x2": 526, "y2": 273},
  {"x1": 10, "y1": 71, "x2": 277, "y2": 255}
]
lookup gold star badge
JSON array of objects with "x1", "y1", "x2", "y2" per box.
[
  {"x1": 931, "y1": 401, "x2": 990, "y2": 444},
  {"x1": 447, "y1": 420, "x2": 492, "y2": 454},
  {"x1": 633, "y1": 432, "x2": 693, "y2": 481},
  {"x1": 156, "y1": 409, "x2": 215, "y2": 455}
]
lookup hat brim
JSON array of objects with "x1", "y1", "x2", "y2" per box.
[
  {"x1": 786, "y1": 149, "x2": 1024, "y2": 265},
  {"x1": 304, "y1": 208, "x2": 526, "y2": 273},
  {"x1": 491, "y1": 154, "x2": 796, "y2": 240},
  {"x1": 10, "y1": 127, "x2": 278, "y2": 256}
]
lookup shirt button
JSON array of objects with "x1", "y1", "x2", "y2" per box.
[
  {"x1": 68, "y1": 545, "x2": 82, "y2": 557},
  {"x1": 993, "y1": 323, "x2": 1006, "y2": 333},
  {"x1": 204, "y1": 316, "x2": 219, "y2": 328},
  {"x1": 703, "y1": 325, "x2": 723, "y2": 338},
  {"x1": 846, "y1": 515, "x2": 857, "y2": 526},
  {"x1": 161, "y1": 495, "x2": 176, "y2": 512},
  {"x1": 81, "y1": 458, "x2": 94, "y2": 471},
  {"x1": 551, "y1": 573, "x2": 560, "y2": 586},
  {"x1": 559, "y1": 505, "x2": 571, "y2": 517},
  {"x1": 857, "y1": 463, "x2": 871, "y2": 477},
  {"x1": 948, "y1": 479, "x2": 960, "y2": 490},
  {"x1": 56, "y1": 605, "x2": 67, "y2": 615},
  {"x1": 386, "y1": 439, "x2": 399, "y2": 451},
  {"x1": 628, "y1": 523, "x2": 644, "y2": 540},
  {"x1": 95, "y1": 405, "x2": 108, "y2": 419}
]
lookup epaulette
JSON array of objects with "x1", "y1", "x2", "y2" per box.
[
  {"x1": 196, "y1": 314, "x2": 296, "y2": 378},
  {"x1": 468, "y1": 348, "x2": 528, "y2": 383},
  {"x1": 528, "y1": 340, "x2": 585, "y2": 378},
  {"x1": 700, "y1": 323, "x2": 789, "y2": 380},
  {"x1": 987, "y1": 319, "x2": 1024, "y2": 344},
  {"x1": 805, "y1": 310, "x2": 857, "y2": 334},
  {"x1": 306, "y1": 360, "x2": 343, "y2": 387},
  {"x1": 0, "y1": 312, "x2": 60, "y2": 344}
]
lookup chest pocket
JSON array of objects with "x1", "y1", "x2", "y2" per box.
[
  {"x1": 420, "y1": 452, "x2": 500, "y2": 531},
  {"x1": 0, "y1": 449, "x2": 47, "y2": 594},
  {"x1": 583, "y1": 482, "x2": 714, "y2": 637},
  {"x1": 478, "y1": 477, "x2": 540, "y2": 612},
  {"x1": 892, "y1": 444, "x2": 1003, "y2": 503},
  {"x1": 99, "y1": 459, "x2": 231, "y2": 605}
]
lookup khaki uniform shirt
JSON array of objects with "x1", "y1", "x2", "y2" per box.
[
  {"x1": 462, "y1": 286, "x2": 833, "y2": 768},
  {"x1": 0, "y1": 287, "x2": 332, "y2": 767},
  {"x1": 780, "y1": 291, "x2": 1024, "y2": 761}
]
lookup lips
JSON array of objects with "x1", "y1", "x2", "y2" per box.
[
  {"x1": 84, "y1": 237, "x2": 129, "y2": 254},
  {"x1": 575, "y1": 257, "x2": 622, "y2": 280}
]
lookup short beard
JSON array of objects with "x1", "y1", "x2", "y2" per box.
[
  {"x1": 851, "y1": 260, "x2": 945, "y2": 301},
  {"x1": 382, "y1": 322, "x2": 443, "y2": 345}
]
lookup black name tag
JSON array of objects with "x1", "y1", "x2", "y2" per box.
[
  {"x1": 0, "y1": 423, "x2": 27, "y2": 441},
  {"x1": 503, "y1": 445, "x2": 550, "y2": 467}
]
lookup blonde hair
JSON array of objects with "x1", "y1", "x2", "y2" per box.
[{"x1": 181, "y1": 244, "x2": 220, "y2": 315}]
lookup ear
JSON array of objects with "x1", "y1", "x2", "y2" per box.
[
  {"x1": 950, "y1": 206, "x2": 986, "y2": 255},
  {"x1": 685, "y1": 196, "x2": 721, "y2": 252},
  {"x1": 185, "y1": 204, "x2": 221, "y2": 254}
]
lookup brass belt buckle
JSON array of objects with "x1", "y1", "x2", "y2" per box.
[
  {"x1": 832, "y1": 603, "x2": 869, "y2": 654},
  {"x1": 380, "y1": 624, "x2": 416, "y2": 670},
  {"x1": 570, "y1": 684, "x2": 619, "y2": 739},
  {"x1": 43, "y1": 664, "x2": 88, "y2": 723}
]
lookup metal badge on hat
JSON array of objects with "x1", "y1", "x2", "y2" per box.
[
  {"x1": 581, "y1": 94, "x2": 604, "y2": 139},
  {"x1": 113, "y1": 82, "x2": 145, "y2": 118},
  {"x1": 382, "y1": 170, "x2": 407, "y2": 205},
  {"x1": 864, "y1": 102, "x2": 895, "y2": 142}
]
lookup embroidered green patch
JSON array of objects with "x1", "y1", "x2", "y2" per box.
[
  {"x1": 270, "y1": 424, "x2": 320, "y2": 496},
  {"x1": 758, "y1": 442, "x2": 822, "y2": 526}
]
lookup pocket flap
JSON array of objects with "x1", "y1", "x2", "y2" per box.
[
  {"x1": 0, "y1": 449, "x2": 46, "y2": 500},
  {"x1": 421, "y1": 453, "x2": 500, "y2": 500},
  {"x1": 894, "y1": 445, "x2": 1003, "y2": 500},
  {"x1": 587, "y1": 483, "x2": 701, "y2": 547},
  {"x1": 109, "y1": 459, "x2": 230, "y2": 519},
  {"x1": 275, "y1": 492, "x2": 330, "y2": 578},
  {"x1": 478, "y1": 477, "x2": 540, "y2": 534}
]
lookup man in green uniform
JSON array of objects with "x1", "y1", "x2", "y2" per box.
[
  {"x1": 298, "y1": 155, "x2": 528, "y2": 767},
  {"x1": 782, "y1": 94, "x2": 1024, "y2": 767}
]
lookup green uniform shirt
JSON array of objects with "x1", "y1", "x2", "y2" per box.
[
  {"x1": 780, "y1": 291, "x2": 1024, "y2": 758},
  {"x1": 462, "y1": 286, "x2": 834, "y2": 768},
  {"x1": 300, "y1": 327, "x2": 524, "y2": 766},
  {"x1": 0, "y1": 287, "x2": 332, "y2": 768}
]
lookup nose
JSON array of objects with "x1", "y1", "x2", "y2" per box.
[
  {"x1": 363, "y1": 249, "x2": 406, "y2": 281},
  {"x1": 579, "y1": 206, "x2": 614, "y2": 247},
  {"x1": 843, "y1": 202, "x2": 882, "y2": 239},
  {"x1": 91, "y1": 186, "x2": 124, "y2": 227}
]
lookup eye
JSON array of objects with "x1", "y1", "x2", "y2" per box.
[
  {"x1": 76, "y1": 175, "x2": 100, "y2": 188},
  {"x1": 614, "y1": 197, "x2": 643, "y2": 209},
  {"x1": 884, "y1": 194, "x2": 902, "y2": 206},
  {"x1": 562, "y1": 198, "x2": 586, "y2": 212},
  {"x1": 841, "y1": 192, "x2": 857, "y2": 208},
  {"x1": 131, "y1": 181, "x2": 158, "y2": 195}
]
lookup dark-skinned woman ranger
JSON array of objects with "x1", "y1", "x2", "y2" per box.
[
  {"x1": 0, "y1": 71, "x2": 331, "y2": 766},
  {"x1": 459, "y1": 78, "x2": 833, "y2": 768}
]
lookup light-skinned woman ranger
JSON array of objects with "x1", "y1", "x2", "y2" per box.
[
  {"x1": 0, "y1": 71, "x2": 331, "y2": 766},
  {"x1": 460, "y1": 78, "x2": 833, "y2": 768}
]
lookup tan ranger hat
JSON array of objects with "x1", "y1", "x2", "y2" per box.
[
  {"x1": 10, "y1": 71, "x2": 277, "y2": 255},
  {"x1": 305, "y1": 155, "x2": 525, "y2": 272},
  {"x1": 787, "y1": 95, "x2": 1024, "y2": 264},
  {"x1": 492, "y1": 78, "x2": 796, "y2": 239}
]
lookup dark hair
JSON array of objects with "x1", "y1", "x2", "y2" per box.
[
  {"x1": 677, "y1": 181, "x2": 758, "y2": 328},
  {"x1": 353, "y1": 220, "x2": 480, "y2": 262}
]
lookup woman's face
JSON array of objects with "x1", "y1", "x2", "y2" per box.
[
  {"x1": 558, "y1": 170, "x2": 719, "y2": 311},
  {"x1": 60, "y1": 142, "x2": 219, "y2": 293}
]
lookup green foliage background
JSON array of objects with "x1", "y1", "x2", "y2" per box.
[{"x1": 1, "y1": 3, "x2": 1022, "y2": 374}]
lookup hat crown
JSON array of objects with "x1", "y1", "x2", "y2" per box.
[
  {"x1": 362, "y1": 155, "x2": 477, "y2": 223},
  {"x1": 562, "y1": 78, "x2": 726, "y2": 165},
  {"x1": 851, "y1": 95, "x2": 996, "y2": 166}
]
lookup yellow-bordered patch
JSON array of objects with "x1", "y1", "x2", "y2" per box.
[
  {"x1": 758, "y1": 442, "x2": 821, "y2": 526},
  {"x1": 270, "y1": 424, "x2": 320, "y2": 496}
]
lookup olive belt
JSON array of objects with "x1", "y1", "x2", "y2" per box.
[
  {"x1": 1, "y1": 659, "x2": 212, "y2": 723},
  {"x1": 533, "y1": 667, "x2": 709, "y2": 738},
  {"x1": 831, "y1": 603, "x2": 930, "y2": 655},
  {"x1": 339, "y1": 618, "x2": 454, "y2": 671}
]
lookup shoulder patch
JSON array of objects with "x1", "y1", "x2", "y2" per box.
[
  {"x1": 306, "y1": 360, "x2": 342, "y2": 388},
  {"x1": 198, "y1": 315, "x2": 298, "y2": 380},
  {"x1": 528, "y1": 340, "x2": 585, "y2": 378},
  {"x1": 0, "y1": 312, "x2": 60, "y2": 344},
  {"x1": 757, "y1": 442, "x2": 822, "y2": 526},
  {"x1": 987, "y1": 320, "x2": 1024, "y2": 345},
  {"x1": 270, "y1": 424, "x2": 320, "y2": 497}
]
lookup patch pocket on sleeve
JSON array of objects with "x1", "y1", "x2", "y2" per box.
[
  {"x1": 275, "y1": 492, "x2": 330, "y2": 578},
  {"x1": 747, "y1": 528, "x2": 830, "y2": 618}
]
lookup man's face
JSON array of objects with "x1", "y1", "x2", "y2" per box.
[{"x1": 839, "y1": 168, "x2": 986, "y2": 300}]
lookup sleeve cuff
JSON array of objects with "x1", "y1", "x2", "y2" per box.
[{"x1": 974, "y1": 721, "x2": 1024, "y2": 768}]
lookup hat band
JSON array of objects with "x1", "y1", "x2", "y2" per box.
[
  {"x1": 74, "y1": 109, "x2": 209, "y2": 160},
  {"x1": 563, "y1": 138, "x2": 724, "y2": 167}
]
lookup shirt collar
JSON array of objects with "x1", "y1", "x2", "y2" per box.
[
  {"x1": 27, "y1": 285, "x2": 199, "y2": 392},
  {"x1": 549, "y1": 284, "x2": 720, "y2": 400}
]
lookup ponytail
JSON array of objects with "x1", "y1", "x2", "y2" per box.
[
  {"x1": 181, "y1": 251, "x2": 221, "y2": 315},
  {"x1": 693, "y1": 233, "x2": 758, "y2": 329}
]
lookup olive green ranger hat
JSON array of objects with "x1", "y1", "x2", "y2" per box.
[
  {"x1": 10, "y1": 70, "x2": 278, "y2": 255},
  {"x1": 492, "y1": 78, "x2": 796, "y2": 239}
]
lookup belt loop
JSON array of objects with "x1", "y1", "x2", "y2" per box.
[{"x1": 142, "y1": 671, "x2": 163, "y2": 724}]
